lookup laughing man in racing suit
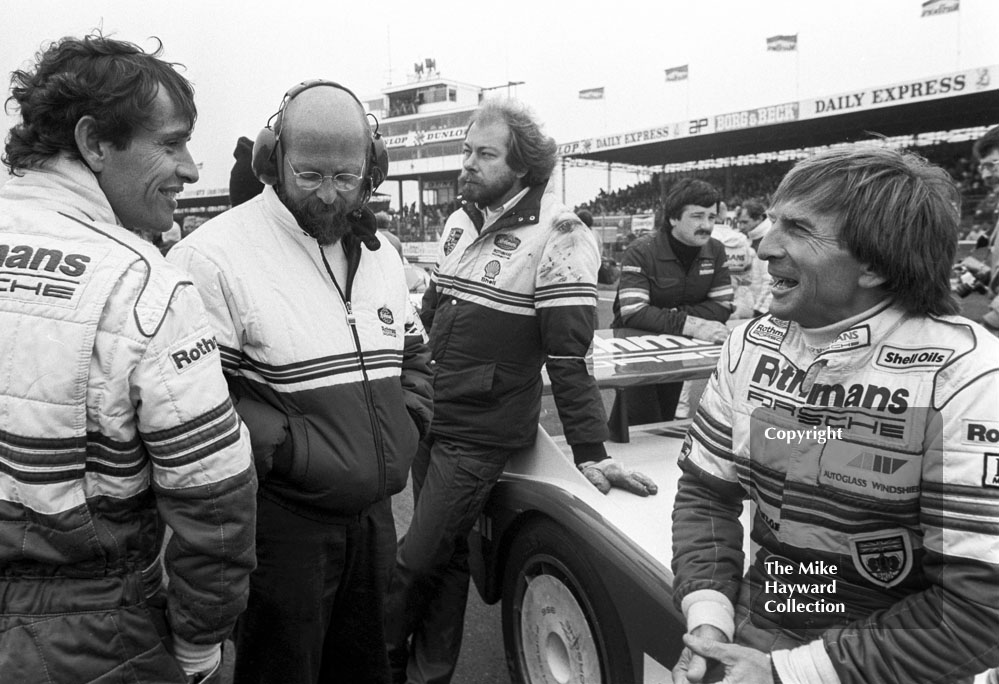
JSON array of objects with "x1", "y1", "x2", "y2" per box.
[
  {"x1": 0, "y1": 35, "x2": 257, "y2": 684},
  {"x1": 671, "y1": 146, "x2": 999, "y2": 684}
]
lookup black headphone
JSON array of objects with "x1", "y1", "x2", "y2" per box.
[{"x1": 251, "y1": 79, "x2": 388, "y2": 197}]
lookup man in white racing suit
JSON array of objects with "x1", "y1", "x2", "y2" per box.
[
  {"x1": 0, "y1": 34, "x2": 256, "y2": 684},
  {"x1": 671, "y1": 146, "x2": 999, "y2": 684}
]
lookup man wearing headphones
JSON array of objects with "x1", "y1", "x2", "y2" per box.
[{"x1": 168, "y1": 81, "x2": 433, "y2": 684}]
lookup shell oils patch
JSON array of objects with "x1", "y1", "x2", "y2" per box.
[
  {"x1": 875, "y1": 345, "x2": 954, "y2": 370},
  {"x1": 443, "y1": 228, "x2": 463, "y2": 256},
  {"x1": 481, "y1": 259, "x2": 501, "y2": 284},
  {"x1": 850, "y1": 530, "x2": 912, "y2": 588}
]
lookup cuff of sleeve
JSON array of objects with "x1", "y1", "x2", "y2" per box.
[
  {"x1": 571, "y1": 442, "x2": 608, "y2": 465},
  {"x1": 771, "y1": 640, "x2": 840, "y2": 684},
  {"x1": 172, "y1": 636, "x2": 222, "y2": 677},
  {"x1": 680, "y1": 590, "x2": 735, "y2": 641}
]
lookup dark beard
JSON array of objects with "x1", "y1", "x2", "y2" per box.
[
  {"x1": 459, "y1": 171, "x2": 520, "y2": 209},
  {"x1": 285, "y1": 195, "x2": 352, "y2": 245}
]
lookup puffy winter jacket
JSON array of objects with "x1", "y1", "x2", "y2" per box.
[{"x1": 169, "y1": 186, "x2": 433, "y2": 518}]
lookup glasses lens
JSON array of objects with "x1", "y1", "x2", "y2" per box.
[
  {"x1": 295, "y1": 173, "x2": 324, "y2": 190},
  {"x1": 332, "y1": 174, "x2": 363, "y2": 191}
]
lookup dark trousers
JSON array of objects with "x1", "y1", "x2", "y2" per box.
[
  {"x1": 233, "y1": 494, "x2": 396, "y2": 684},
  {"x1": 0, "y1": 566, "x2": 190, "y2": 684},
  {"x1": 384, "y1": 435, "x2": 510, "y2": 684}
]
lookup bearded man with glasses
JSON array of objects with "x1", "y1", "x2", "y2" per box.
[{"x1": 168, "y1": 81, "x2": 433, "y2": 684}]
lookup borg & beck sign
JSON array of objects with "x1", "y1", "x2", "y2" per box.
[{"x1": 715, "y1": 103, "x2": 799, "y2": 132}]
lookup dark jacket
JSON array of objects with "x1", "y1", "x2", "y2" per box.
[
  {"x1": 611, "y1": 229, "x2": 733, "y2": 331},
  {"x1": 422, "y1": 182, "x2": 608, "y2": 464}
]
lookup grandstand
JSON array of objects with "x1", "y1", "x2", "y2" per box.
[{"x1": 565, "y1": 64, "x2": 999, "y2": 258}]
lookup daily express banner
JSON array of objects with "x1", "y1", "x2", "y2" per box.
[
  {"x1": 798, "y1": 65, "x2": 996, "y2": 120},
  {"x1": 557, "y1": 117, "x2": 715, "y2": 156},
  {"x1": 556, "y1": 64, "x2": 998, "y2": 159}
]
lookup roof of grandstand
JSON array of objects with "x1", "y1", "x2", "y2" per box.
[{"x1": 558, "y1": 64, "x2": 999, "y2": 168}]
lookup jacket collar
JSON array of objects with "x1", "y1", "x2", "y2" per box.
[
  {"x1": 778, "y1": 298, "x2": 900, "y2": 369},
  {"x1": 653, "y1": 228, "x2": 723, "y2": 262},
  {"x1": 460, "y1": 181, "x2": 547, "y2": 234},
  {"x1": 0, "y1": 155, "x2": 117, "y2": 225},
  {"x1": 259, "y1": 184, "x2": 367, "y2": 274}
]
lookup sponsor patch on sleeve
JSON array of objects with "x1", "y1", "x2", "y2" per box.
[
  {"x1": 443, "y1": 228, "x2": 464, "y2": 256},
  {"x1": 622, "y1": 265, "x2": 642, "y2": 273},
  {"x1": 849, "y1": 529, "x2": 912, "y2": 588},
  {"x1": 982, "y1": 454, "x2": 999, "y2": 488},
  {"x1": 963, "y1": 420, "x2": 999, "y2": 446},
  {"x1": 169, "y1": 335, "x2": 219, "y2": 374}
]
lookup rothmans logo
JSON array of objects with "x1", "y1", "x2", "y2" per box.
[
  {"x1": 0, "y1": 243, "x2": 91, "y2": 276},
  {"x1": 748, "y1": 319, "x2": 788, "y2": 345},
  {"x1": 171, "y1": 336, "x2": 219, "y2": 372}
]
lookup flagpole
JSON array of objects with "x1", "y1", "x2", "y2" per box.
[{"x1": 795, "y1": 34, "x2": 801, "y2": 101}]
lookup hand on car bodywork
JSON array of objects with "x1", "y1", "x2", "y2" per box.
[
  {"x1": 682, "y1": 315, "x2": 730, "y2": 344},
  {"x1": 580, "y1": 458, "x2": 658, "y2": 496}
]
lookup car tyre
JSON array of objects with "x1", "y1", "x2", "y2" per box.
[{"x1": 501, "y1": 518, "x2": 634, "y2": 684}]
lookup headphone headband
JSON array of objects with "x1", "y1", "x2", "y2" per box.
[{"x1": 252, "y1": 79, "x2": 388, "y2": 193}]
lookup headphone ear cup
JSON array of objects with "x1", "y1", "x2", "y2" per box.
[
  {"x1": 251, "y1": 127, "x2": 279, "y2": 186},
  {"x1": 368, "y1": 136, "x2": 389, "y2": 191}
]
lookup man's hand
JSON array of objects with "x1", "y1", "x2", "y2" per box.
[
  {"x1": 580, "y1": 458, "x2": 658, "y2": 496},
  {"x1": 672, "y1": 624, "x2": 728, "y2": 683},
  {"x1": 674, "y1": 632, "x2": 772, "y2": 684},
  {"x1": 682, "y1": 316, "x2": 730, "y2": 344}
]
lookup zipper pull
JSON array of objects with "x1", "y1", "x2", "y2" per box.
[{"x1": 345, "y1": 300, "x2": 356, "y2": 327}]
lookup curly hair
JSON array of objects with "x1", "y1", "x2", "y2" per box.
[
  {"x1": 771, "y1": 145, "x2": 960, "y2": 316},
  {"x1": 3, "y1": 33, "x2": 196, "y2": 173},
  {"x1": 467, "y1": 99, "x2": 557, "y2": 187}
]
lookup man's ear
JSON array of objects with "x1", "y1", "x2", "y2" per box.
[
  {"x1": 74, "y1": 115, "x2": 110, "y2": 173},
  {"x1": 858, "y1": 263, "x2": 888, "y2": 290}
]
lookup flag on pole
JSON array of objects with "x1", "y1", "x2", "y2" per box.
[
  {"x1": 578, "y1": 87, "x2": 605, "y2": 100},
  {"x1": 664, "y1": 65, "x2": 689, "y2": 82},
  {"x1": 921, "y1": 0, "x2": 959, "y2": 17},
  {"x1": 766, "y1": 34, "x2": 798, "y2": 51}
]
